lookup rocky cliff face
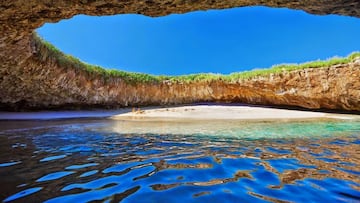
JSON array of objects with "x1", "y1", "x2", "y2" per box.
[{"x1": 0, "y1": 0, "x2": 360, "y2": 111}]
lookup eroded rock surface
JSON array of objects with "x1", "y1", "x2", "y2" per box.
[{"x1": 0, "y1": 0, "x2": 359, "y2": 111}]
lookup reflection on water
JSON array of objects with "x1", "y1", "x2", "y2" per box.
[{"x1": 0, "y1": 119, "x2": 359, "y2": 202}]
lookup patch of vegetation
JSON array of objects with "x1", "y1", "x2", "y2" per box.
[
  {"x1": 33, "y1": 33, "x2": 360, "y2": 84},
  {"x1": 32, "y1": 33, "x2": 160, "y2": 84}
]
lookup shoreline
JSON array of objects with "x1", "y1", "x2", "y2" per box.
[
  {"x1": 111, "y1": 105, "x2": 360, "y2": 121},
  {"x1": 0, "y1": 104, "x2": 359, "y2": 121}
]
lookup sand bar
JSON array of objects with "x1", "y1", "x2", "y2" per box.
[
  {"x1": 0, "y1": 105, "x2": 359, "y2": 121},
  {"x1": 111, "y1": 105, "x2": 360, "y2": 121}
]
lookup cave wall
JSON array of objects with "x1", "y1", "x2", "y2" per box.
[{"x1": 0, "y1": 0, "x2": 360, "y2": 111}]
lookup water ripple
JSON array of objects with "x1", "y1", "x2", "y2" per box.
[{"x1": 0, "y1": 119, "x2": 359, "y2": 202}]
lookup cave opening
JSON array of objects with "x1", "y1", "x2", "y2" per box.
[{"x1": 36, "y1": 6, "x2": 360, "y2": 76}]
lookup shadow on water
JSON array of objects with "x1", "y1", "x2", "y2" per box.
[{"x1": 0, "y1": 119, "x2": 359, "y2": 202}]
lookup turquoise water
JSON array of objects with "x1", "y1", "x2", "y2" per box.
[{"x1": 0, "y1": 119, "x2": 359, "y2": 202}]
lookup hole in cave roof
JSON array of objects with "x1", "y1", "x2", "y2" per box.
[{"x1": 36, "y1": 6, "x2": 360, "y2": 75}]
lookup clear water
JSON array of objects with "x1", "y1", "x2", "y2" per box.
[{"x1": 0, "y1": 119, "x2": 359, "y2": 202}]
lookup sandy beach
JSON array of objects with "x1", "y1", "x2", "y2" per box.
[
  {"x1": 0, "y1": 104, "x2": 359, "y2": 121},
  {"x1": 111, "y1": 105, "x2": 360, "y2": 121}
]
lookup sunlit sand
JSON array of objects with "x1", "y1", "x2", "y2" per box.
[
  {"x1": 111, "y1": 105, "x2": 360, "y2": 121},
  {"x1": 0, "y1": 105, "x2": 359, "y2": 121}
]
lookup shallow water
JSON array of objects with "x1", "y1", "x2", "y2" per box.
[{"x1": 0, "y1": 119, "x2": 359, "y2": 202}]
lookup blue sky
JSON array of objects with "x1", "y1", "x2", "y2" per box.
[{"x1": 37, "y1": 6, "x2": 360, "y2": 75}]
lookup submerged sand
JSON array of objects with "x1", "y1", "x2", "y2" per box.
[{"x1": 1, "y1": 105, "x2": 359, "y2": 136}]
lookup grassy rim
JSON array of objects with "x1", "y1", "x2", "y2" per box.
[{"x1": 32, "y1": 33, "x2": 360, "y2": 84}]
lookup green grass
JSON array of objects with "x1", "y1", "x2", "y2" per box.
[{"x1": 33, "y1": 33, "x2": 360, "y2": 84}]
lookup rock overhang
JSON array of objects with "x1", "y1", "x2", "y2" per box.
[
  {"x1": 1, "y1": 0, "x2": 360, "y2": 37},
  {"x1": 0, "y1": 0, "x2": 359, "y2": 111}
]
